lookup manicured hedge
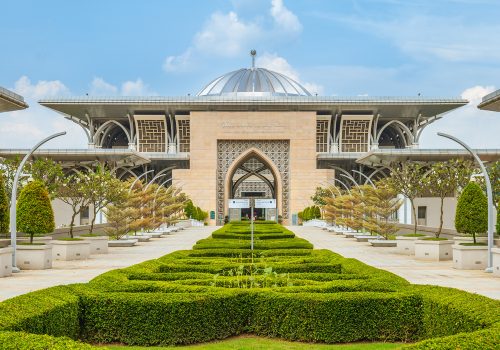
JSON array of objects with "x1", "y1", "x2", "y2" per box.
[
  {"x1": 0, "y1": 285, "x2": 80, "y2": 338},
  {"x1": 0, "y1": 221, "x2": 499, "y2": 349},
  {"x1": 0, "y1": 331, "x2": 98, "y2": 350}
]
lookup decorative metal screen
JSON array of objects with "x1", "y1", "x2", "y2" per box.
[
  {"x1": 177, "y1": 119, "x2": 190, "y2": 152},
  {"x1": 316, "y1": 120, "x2": 329, "y2": 152},
  {"x1": 216, "y1": 140, "x2": 290, "y2": 225},
  {"x1": 339, "y1": 116, "x2": 373, "y2": 152},
  {"x1": 134, "y1": 116, "x2": 166, "y2": 152}
]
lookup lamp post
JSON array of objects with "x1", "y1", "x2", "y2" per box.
[
  {"x1": 437, "y1": 132, "x2": 494, "y2": 273},
  {"x1": 10, "y1": 131, "x2": 66, "y2": 272},
  {"x1": 129, "y1": 169, "x2": 154, "y2": 193}
]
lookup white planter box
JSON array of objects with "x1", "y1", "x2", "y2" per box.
[
  {"x1": 396, "y1": 236, "x2": 427, "y2": 255},
  {"x1": 77, "y1": 236, "x2": 108, "y2": 254},
  {"x1": 0, "y1": 247, "x2": 13, "y2": 277},
  {"x1": 414, "y1": 240, "x2": 454, "y2": 261},
  {"x1": 492, "y1": 248, "x2": 500, "y2": 277},
  {"x1": 17, "y1": 236, "x2": 53, "y2": 245},
  {"x1": 51, "y1": 240, "x2": 91, "y2": 261},
  {"x1": 108, "y1": 239, "x2": 137, "y2": 247},
  {"x1": 453, "y1": 236, "x2": 487, "y2": 244},
  {"x1": 452, "y1": 244, "x2": 488, "y2": 270},
  {"x1": 16, "y1": 244, "x2": 52, "y2": 270}
]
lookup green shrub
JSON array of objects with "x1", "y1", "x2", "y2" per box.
[
  {"x1": 16, "y1": 180, "x2": 55, "y2": 243},
  {"x1": 0, "y1": 285, "x2": 80, "y2": 338},
  {"x1": 455, "y1": 182, "x2": 488, "y2": 243},
  {"x1": 0, "y1": 174, "x2": 8, "y2": 234},
  {"x1": 0, "y1": 331, "x2": 99, "y2": 350}
]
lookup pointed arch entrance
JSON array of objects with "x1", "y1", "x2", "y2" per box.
[
  {"x1": 216, "y1": 140, "x2": 290, "y2": 225},
  {"x1": 224, "y1": 149, "x2": 281, "y2": 221}
]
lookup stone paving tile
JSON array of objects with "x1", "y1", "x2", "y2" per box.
[
  {"x1": 0, "y1": 226, "x2": 215, "y2": 301},
  {"x1": 289, "y1": 226, "x2": 500, "y2": 300}
]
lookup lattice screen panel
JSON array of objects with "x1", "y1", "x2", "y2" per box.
[
  {"x1": 316, "y1": 120, "x2": 329, "y2": 152},
  {"x1": 134, "y1": 116, "x2": 166, "y2": 152},
  {"x1": 339, "y1": 116, "x2": 373, "y2": 152},
  {"x1": 177, "y1": 119, "x2": 190, "y2": 152}
]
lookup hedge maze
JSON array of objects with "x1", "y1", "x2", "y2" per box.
[{"x1": 0, "y1": 222, "x2": 499, "y2": 349}]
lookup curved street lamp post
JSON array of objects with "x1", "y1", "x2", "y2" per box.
[
  {"x1": 437, "y1": 132, "x2": 494, "y2": 273},
  {"x1": 10, "y1": 131, "x2": 67, "y2": 272}
]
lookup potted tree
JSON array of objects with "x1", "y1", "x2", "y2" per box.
[
  {"x1": 77, "y1": 167, "x2": 125, "y2": 254},
  {"x1": 15, "y1": 181, "x2": 54, "y2": 269},
  {"x1": 105, "y1": 199, "x2": 137, "y2": 247},
  {"x1": 52, "y1": 172, "x2": 91, "y2": 260},
  {"x1": 0, "y1": 174, "x2": 13, "y2": 277},
  {"x1": 363, "y1": 181, "x2": 403, "y2": 247},
  {"x1": 452, "y1": 182, "x2": 489, "y2": 269}
]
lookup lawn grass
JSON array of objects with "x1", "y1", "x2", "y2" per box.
[{"x1": 106, "y1": 335, "x2": 402, "y2": 350}]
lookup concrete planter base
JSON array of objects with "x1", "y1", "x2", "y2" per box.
[
  {"x1": 52, "y1": 240, "x2": 91, "y2": 261},
  {"x1": 127, "y1": 235, "x2": 151, "y2": 242},
  {"x1": 414, "y1": 240, "x2": 453, "y2": 261},
  {"x1": 452, "y1": 244, "x2": 488, "y2": 270},
  {"x1": 396, "y1": 236, "x2": 428, "y2": 255},
  {"x1": 108, "y1": 239, "x2": 137, "y2": 247},
  {"x1": 143, "y1": 232, "x2": 164, "y2": 238},
  {"x1": 355, "y1": 235, "x2": 382, "y2": 242},
  {"x1": 17, "y1": 236, "x2": 53, "y2": 245},
  {"x1": 492, "y1": 248, "x2": 500, "y2": 277},
  {"x1": 453, "y1": 236, "x2": 488, "y2": 244},
  {"x1": 77, "y1": 236, "x2": 108, "y2": 254},
  {"x1": 343, "y1": 232, "x2": 361, "y2": 238},
  {"x1": 369, "y1": 239, "x2": 397, "y2": 247},
  {"x1": 16, "y1": 244, "x2": 52, "y2": 269},
  {"x1": 0, "y1": 247, "x2": 13, "y2": 277}
]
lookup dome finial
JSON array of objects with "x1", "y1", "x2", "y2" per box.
[{"x1": 250, "y1": 49, "x2": 257, "y2": 69}]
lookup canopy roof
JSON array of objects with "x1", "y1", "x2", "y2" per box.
[
  {"x1": 478, "y1": 89, "x2": 500, "y2": 112},
  {"x1": 355, "y1": 149, "x2": 500, "y2": 167},
  {"x1": 0, "y1": 87, "x2": 28, "y2": 113},
  {"x1": 39, "y1": 96, "x2": 467, "y2": 123}
]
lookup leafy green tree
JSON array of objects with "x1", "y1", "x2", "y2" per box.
[
  {"x1": 312, "y1": 205, "x2": 321, "y2": 219},
  {"x1": 424, "y1": 159, "x2": 474, "y2": 238},
  {"x1": 311, "y1": 187, "x2": 329, "y2": 206},
  {"x1": 455, "y1": 182, "x2": 488, "y2": 244},
  {"x1": 56, "y1": 172, "x2": 93, "y2": 238},
  {"x1": 388, "y1": 162, "x2": 426, "y2": 234},
  {"x1": 184, "y1": 200, "x2": 196, "y2": 218},
  {"x1": 0, "y1": 174, "x2": 9, "y2": 234},
  {"x1": 84, "y1": 166, "x2": 126, "y2": 234},
  {"x1": 16, "y1": 181, "x2": 55, "y2": 243},
  {"x1": 29, "y1": 158, "x2": 64, "y2": 199},
  {"x1": 363, "y1": 180, "x2": 403, "y2": 239}
]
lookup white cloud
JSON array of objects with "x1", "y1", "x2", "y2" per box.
[
  {"x1": 256, "y1": 52, "x2": 324, "y2": 95},
  {"x1": 121, "y1": 78, "x2": 154, "y2": 96},
  {"x1": 90, "y1": 77, "x2": 118, "y2": 95},
  {"x1": 419, "y1": 85, "x2": 500, "y2": 149},
  {"x1": 163, "y1": 0, "x2": 302, "y2": 72},
  {"x1": 270, "y1": 0, "x2": 302, "y2": 33},
  {"x1": 89, "y1": 77, "x2": 155, "y2": 96},
  {"x1": 13, "y1": 76, "x2": 69, "y2": 99},
  {"x1": 321, "y1": 12, "x2": 500, "y2": 63}
]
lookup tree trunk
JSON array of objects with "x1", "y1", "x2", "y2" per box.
[
  {"x1": 30, "y1": 233, "x2": 34, "y2": 244},
  {"x1": 473, "y1": 232, "x2": 476, "y2": 244},
  {"x1": 69, "y1": 211, "x2": 77, "y2": 238},
  {"x1": 89, "y1": 206, "x2": 98, "y2": 234},
  {"x1": 437, "y1": 197, "x2": 444, "y2": 238},
  {"x1": 410, "y1": 199, "x2": 418, "y2": 234}
]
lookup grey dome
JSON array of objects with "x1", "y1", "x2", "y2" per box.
[{"x1": 197, "y1": 68, "x2": 311, "y2": 97}]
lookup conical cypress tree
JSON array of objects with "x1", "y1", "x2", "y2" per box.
[
  {"x1": 0, "y1": 175, "x2": 9, "y2": 234},
  {"x1": 455, "y1": 182, "x2": 488, "y2": 244},
  {"x1": 17, "y1": 180, "x2": 55, "y2": 243}
]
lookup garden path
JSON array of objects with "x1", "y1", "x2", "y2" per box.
[
  {"x1": 290, "y1": 226, "x2": 500, "y2": 300},
  {"x1": 0, "y1": 226, "x2": 216, "y2": 301}
]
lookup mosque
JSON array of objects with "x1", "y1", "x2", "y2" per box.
[{"x1": 2, "y1": 52, "x2": 498, "y2": 227}]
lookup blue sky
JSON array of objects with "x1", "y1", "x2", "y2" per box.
[{"x1": 1, "y1": 0, "x2": 499, "y2": 149}]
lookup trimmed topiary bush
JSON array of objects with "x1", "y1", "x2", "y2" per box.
[
  {"x1": 16, "y1": 180, "x2": 55, "y2": 243},
  {"x1": 455, "y1": 182, "x2": 488, "y2": 244},
  {"x1": 0, "y1": 174, "x2": 8, "y2": 234}
]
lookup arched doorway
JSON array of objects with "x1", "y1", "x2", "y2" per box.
[{"x1": 224, "y1": 149, "x2": 281, "y2": 222}]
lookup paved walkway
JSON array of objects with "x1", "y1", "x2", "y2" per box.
[
  {"x1": 0, "y1": 226, "x2": 215, "y2": 301},
  {"x1": 289, "y1": 226, "x2": 500, "y2": 300}
]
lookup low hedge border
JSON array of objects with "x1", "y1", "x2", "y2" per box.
[{"x1": 0, "y1": 222, "x2": 499, "y2": 349}]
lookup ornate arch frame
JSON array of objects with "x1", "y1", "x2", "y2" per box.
[{"x1": 217, "y1": 140, "x2": 289, "y2": 225}]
